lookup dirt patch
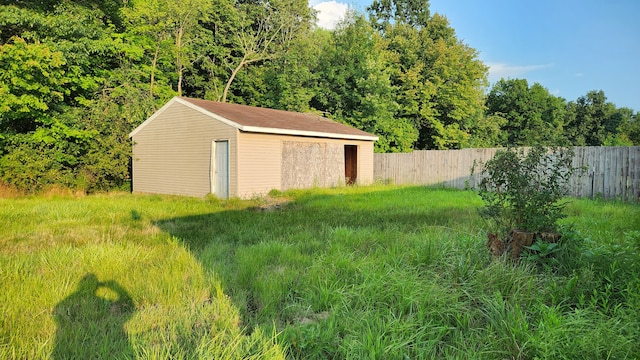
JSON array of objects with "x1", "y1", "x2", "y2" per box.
[
  {"x1": 250, "y1": 197, "x2": 291, "y2": 212},
  {"x1": 295, "y1": 311, "x2": 330, "y2": 326}
]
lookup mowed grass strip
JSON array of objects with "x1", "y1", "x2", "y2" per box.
[{"x1": 1, "y1": 185, "x2": 639, "y2": 359}]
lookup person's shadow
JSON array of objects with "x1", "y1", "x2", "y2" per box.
[{"x1": 52, "y1": 273, "x2": 136, "y2": 359}]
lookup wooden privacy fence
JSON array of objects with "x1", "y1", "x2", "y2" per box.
[{"x1": 373, "y1": 146, "x2": 640, "y2": 201}]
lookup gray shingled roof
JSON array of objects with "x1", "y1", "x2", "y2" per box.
[{"x1": 178, "y1": 97, "x2": 378, "y2": 140}]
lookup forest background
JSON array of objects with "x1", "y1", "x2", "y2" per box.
[{"x1": 1, "y1": 0, "x2": 639, "y2": 193}]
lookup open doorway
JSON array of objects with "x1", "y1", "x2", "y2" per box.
[{"x1": 344, "y1": 145, "x2": 358, "y2": 185}]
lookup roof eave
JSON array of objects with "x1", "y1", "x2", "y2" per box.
[{"x1": 240, "y1": 126, "x2": 379, "y2": 141}]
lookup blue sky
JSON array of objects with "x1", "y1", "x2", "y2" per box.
[{"x1": 309, "y1": 0, "x2": 640, "y2": 111}]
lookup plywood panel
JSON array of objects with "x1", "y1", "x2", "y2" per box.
[{"x1": 281, "y1": 141, "x2": 343, "y2": 190}]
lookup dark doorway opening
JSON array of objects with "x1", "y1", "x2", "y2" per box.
[{"x1": 344, "y1": 145, "x2": 358, "y2": 185}]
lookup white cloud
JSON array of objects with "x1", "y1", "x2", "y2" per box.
[
  {"x1": 487, "y1": 63, "x2": 554, "y2": 82},
  {"x1": 312, "y1": 1, "x2": 350, "y2": 30}
]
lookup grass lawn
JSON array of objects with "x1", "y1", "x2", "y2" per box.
[{"x1": 1, "y1": 185, "x2": 639, "y2": 359}]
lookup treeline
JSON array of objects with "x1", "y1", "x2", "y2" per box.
[
  {"x1": 486, "y1": 79, "x2": 639, "y2": 147},
  {"x1": 1, "y1": 0, "x2": 638, "y2": 193}
]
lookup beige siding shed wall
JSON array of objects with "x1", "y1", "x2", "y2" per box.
[
  {"x1": 236, "y1": 132, "x2": 375, "y2": 198},
  {"x1": 358, "y1": 141, "x2": 375, "y2": 185},
  {"x1": 132, "y1": 102, "x2": 238, "y2": 197},
  {"x1": 236, "y1": 132, "x2": 282, "y2": 197}
]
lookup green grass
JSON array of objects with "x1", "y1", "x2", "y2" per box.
[{"x1": 1, "y1": 185, "x2": 639, "y2": 359}]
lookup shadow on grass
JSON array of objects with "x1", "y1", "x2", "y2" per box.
[
  {"x1": 156, "y1": 188, "x2": 481, "y2": 249},
  {"x1": 52, "y1": 273, "x2": 135, "y2": 359},
  {"x1": 154, "y1": 187, "x2": 482, "y2": 318},
  {"x1": 150, "y1": 187, "x2": 639, "y2": 359}
]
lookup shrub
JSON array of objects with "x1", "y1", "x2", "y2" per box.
[
  {"x1": 475, "y1": 146, "x2": 583, "y2": 234},
  {"x1": 0, "y1": 134, "x2": 80, "y2": 192}
]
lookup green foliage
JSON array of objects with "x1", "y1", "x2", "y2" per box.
[
  {"x1": 0, "y1": 134, "x2": 77, "y2": 190},
  {"x1": 257, "y1": 29, "x2": 326, "y2": 112},
  {"x1": 603, "y1": 107, "x2": 640, "y2": 146},
  {"x1": 475, "y1": 146, "x2": 582, "y2": 233},
  {"x1": 373, "y1": 10, "x2": 489, "y2": 150},
  {"x1": 367, "y1": 0, "x2": 430, "y2": 30},
  {"x1": 0, "y1": 37, "x2": 69, "y2": 133},
  {"x1": 310, "y1": 14, "x2": 418, "y2": 152},
  {"x1": 523, "y1": 240, "x2": 561, "y2": 268},
  {"x1": 0, "y1": 117, "x2": 100, "y2": 191},
  {"x1": 565, "y1": 90, "x2": 618, "y2": 146},
  {"x1": 486, "y1": 78, "x2": 639, "y2": 147},
  {"x1": 0, "y1": 2, "x2": 141, "y2": 193},
  {"x1": 486, "y1": 78, "x2": 567, "y2": 146}
]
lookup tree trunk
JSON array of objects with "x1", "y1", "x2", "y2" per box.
[
  {"x1": 176, "y1": 27, "x2": 184, "y2": 96},
  {"x1": 508, "y1": 229, "x2": 535, "y2": 259},
  {"x1": 486, "y1": 229, "x2": 561, "y2": 260},
  {"x1": 150, "y1": 43, "x2": 160, "y2": 102},
  {"x1": 221, "y1": 59, "x2": 245, "y2": 103}
]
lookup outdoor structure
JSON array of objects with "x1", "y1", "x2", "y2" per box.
[{"x1": 129, "y1": 97, "x2": 378, "y2": 198}]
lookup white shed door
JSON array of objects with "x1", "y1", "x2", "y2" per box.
[{"x1": 212, "y1": 140, "x2": 229, "y2": 198}]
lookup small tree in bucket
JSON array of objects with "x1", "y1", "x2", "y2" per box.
[{"x1": 474, "y1": 146, "x2": 583, "y2": 259}]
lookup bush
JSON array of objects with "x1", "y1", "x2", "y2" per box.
[
  {"x1": 0, "y1": 134, "x2": 80, "y2": 192},
  {"x1": 475, "y1": 146, "x2": 583, "y2": 234}
]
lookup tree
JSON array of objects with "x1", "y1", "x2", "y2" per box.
[
  {"x1": 122, "y1": 0, "x2": 215, "y2": 98},
  {"x1": 180, "y1": 0, "x2": 240, "y2": 100},
  {"x1": 220, "y1": 0, "x2": 312, "y2": 103},
  {"x1": 422, "y1": 16, "x2": 489, "y2": 149},
  {"x1": 310, "y1": 14, "x2": 417, "y2": 152},
  {"x1": 258, "y1": 28, "x2": 329, "y2": 112},
  {"x1": 486, "y1": 79, "x2": 566, "y2": 146},
  {"x1": 122, "y1": 0, "x2": 173, "y2": 101},
  {"x1": 603, "y1": 107, "x2": 639, "y2": 146},
  {"x1": 629, "y1": 112, "x2": 640, "y2": 145},
  {"x1": 565, "y1": 90, "x2": 616, "y2": 146},
  {"x1": 468, "y1": 114, "x2": 507, "y2": 148},
  {"x1": 0, "y1": 2, "x2": 134, "y2": 191},
  {"x1": 0, "y1": 37, "x2": 69, "y2": 134},
  {"x1": 79, "y1": 66, "x2": 157, "y2": 191},
  {"x1": 0, "y1": 0, "x2": 506, "y2": 189},
  {"x1": 367, "y1": 0, "x2": 430, "y2": 29},
  {"x1": 0, "y1": 0, "x2": 126, "y2": 29},
  {"x1": 368, "y1": 3, "x2": 488, "y2": 149},
  {"x1": 1, "y1": 2, "x2": 125, "y2": 105}
]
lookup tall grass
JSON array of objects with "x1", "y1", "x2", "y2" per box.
[
  {"x1": 0, "y1": 193, "x2": 285, "y2": 359},
  {"x1": 1, "y1": 185, "x2": 639, "y2": 359}
]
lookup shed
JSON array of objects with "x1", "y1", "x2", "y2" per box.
[{"x1": 129, "y1": 97, "x2": 379, "y2": 198}]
